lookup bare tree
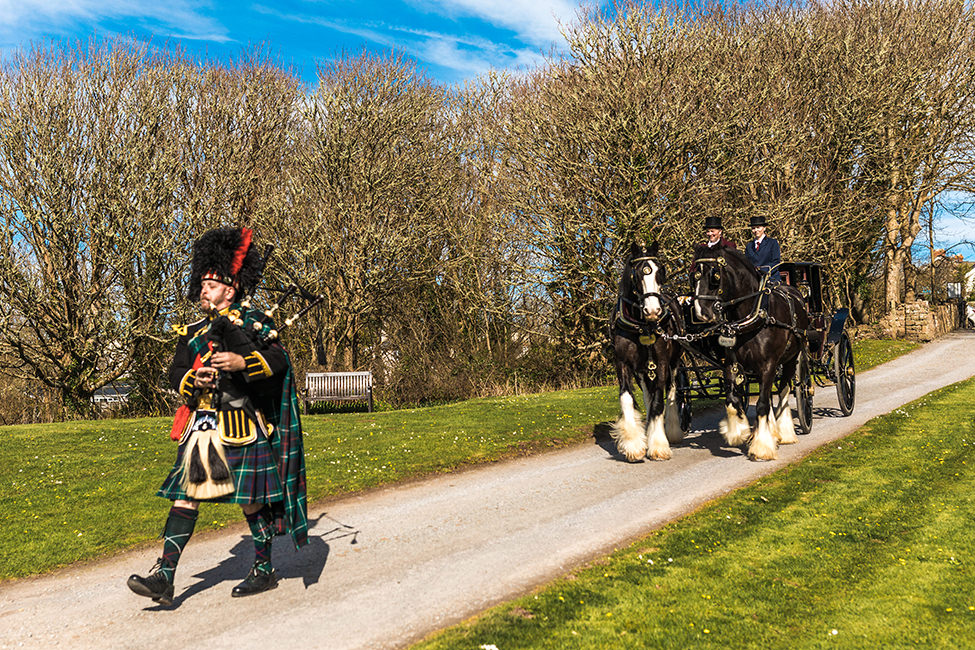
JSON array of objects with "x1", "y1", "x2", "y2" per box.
[
  {"x1": 285, "y1": 53, "x2": 458, "y2": 374},
  {"x1": 0, "y1": 42, "x2": 190, "y2": 414}
]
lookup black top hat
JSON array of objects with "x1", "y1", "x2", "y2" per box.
[
  {"x1": 188, "y1": 226, "x2": 266, "y2": 301},
  {"x1": 749, "y1": 215, "x2": 767, "y2": 227},
  {"x1": 704, "y1": 216, "x2": 723, "y2": 230}
]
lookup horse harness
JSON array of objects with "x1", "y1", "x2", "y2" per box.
[
  {"x1": 677, "y1": 256, "x2": 807, "y2": 346},
  {"x1": 612, "y1": 256, "x2": 682, "y2": 381}
]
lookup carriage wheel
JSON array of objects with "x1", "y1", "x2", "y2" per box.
[
  {"x1": 833, "y1": 331, "x2": 856, "y2": 416},
  {"x1": 675, "y1": 363, "x2": 692, "y2": 433},
  {"x1": 794, "y1": 349, "x2": 814, "y2": 435}
]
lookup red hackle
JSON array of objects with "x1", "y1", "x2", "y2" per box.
[{"x1": 230, "y1": 227, "x2": 253, "y2": 276}]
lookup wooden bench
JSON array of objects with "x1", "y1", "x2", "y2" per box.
[{"x1": 304, "y1": 371, "x2": 374, "y2": 413}]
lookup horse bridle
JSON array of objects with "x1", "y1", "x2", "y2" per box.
[
  {"x1": 692, "y1": 254, "x2": 805, "y2": 340},
  {"x1": 692, "y1": 255, "x2": 729, "y2": 317},
  {"x1": 616, "y1": 255, "x2": 680, "y2": 336},
  {"x1": 627, "y1": 255, "x2": 668, "y2": 306}
]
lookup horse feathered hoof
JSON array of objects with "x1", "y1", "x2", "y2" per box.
[
  {"x1": 620, "y1": 444, "x2": 647, "y2": 462},
  {"x1": 748, "y1": 437, "x2": 778, "y2": 461},
  {"x1": 647, "y1": 447, "x2": 672, "y2": 461},
  {"x1": 719, "y1": 407, "x2": 751, "y2": 447},
  {"x1": 611, "y1": 416, "x2": 647, "y2": 462}
]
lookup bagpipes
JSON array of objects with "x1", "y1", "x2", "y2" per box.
[{"x1": 185, "y1": 243, "x2": 325, "y2": 403}]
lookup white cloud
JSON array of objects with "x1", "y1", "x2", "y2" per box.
[
  {"x1": 0, "y1": 0, "x2": 231, "y2": 44},
  {"x1": 414, "y1": 0, "x2": 582, "y2": 45},
  {"x1": 254, "y1": 5, "x2": 545, "y2": 79}
]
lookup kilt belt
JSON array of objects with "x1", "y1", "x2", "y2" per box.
[{"x1": 177, "y1": 406, "x2": 271, "y2": 446}]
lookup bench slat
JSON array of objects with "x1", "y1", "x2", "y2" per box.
[{"x1": 304, "y1": 371, "x2": 374, "y2": 412}]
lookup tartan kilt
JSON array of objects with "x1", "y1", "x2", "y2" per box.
[{"x1": 157, "y1": 429, "x2": 284, "y2": 504}]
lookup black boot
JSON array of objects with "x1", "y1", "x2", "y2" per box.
[
  {"x1": 127, "y1": 559, "x2": 175, "y2": 606},
  {"x1": 231, "y1": 564, "x2": 278, "y2": 597}
]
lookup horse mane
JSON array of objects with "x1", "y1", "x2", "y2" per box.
[
  {"x1": 719, "y1": 246, "x2": 760, "y2": 281},
  {"x1": 693, "y1": 243, "x2": 759, "y2": 282}
]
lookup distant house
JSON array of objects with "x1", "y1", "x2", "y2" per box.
[
  {"x1": 92, "y1": 381, "x2": 132, "y2": 407},
  {"x1": 965, "y1": 266, "x2": 975, "y2": 297}
]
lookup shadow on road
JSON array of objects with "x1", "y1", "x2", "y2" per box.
[
  {"x1": 683, "y1": 428, "x2": 742, "y2": 458},
  {"x1": 591, "y1": 413, "x2": 744, "y2": 460},
  {"x1": 814, "y1": 406, "x2": 843, "y2": 418},
  {"x1": 145, "y1": 513, "x2": 350, "y2": 610}
]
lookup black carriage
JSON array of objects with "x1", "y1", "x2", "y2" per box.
[
  {"x1": 778, "y1": 262, "x2": 856, "y2": 427},
  {"x1": 671, "y1": 261, "x2": 856, "y2": 435}
]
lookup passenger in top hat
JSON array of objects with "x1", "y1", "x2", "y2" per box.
[
  {"x1": 744, "y1": 215, "x2": 781, "y2": 277},
  {"x1": 700, "y1": 215, "x2": 736, "y2": 249}
]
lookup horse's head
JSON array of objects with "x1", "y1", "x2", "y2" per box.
[
  {"x1": 690, "y1": 244, "x2": 758, "y2": 322},
  {"x1": 624, "y1": 241, "x2": 666, "y2": 322}
]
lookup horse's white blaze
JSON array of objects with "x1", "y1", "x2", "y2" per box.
[
  {"x1": 612, "y1": 391, "x2": 646, "y2": 462},
  {"x1": 641, "y1": 260, "x2": 662, "y2": 319},
  {"x1": 749, "y1": 414, "x2": 778, "y2": 460},
  {"x1": 720, "y1": 404, "x2": 750, "y2": 446},
  {"x1": 646, "y1": 412, "x2": 671, "y2": 460},
  {"x1": 692, "y1": 275, "x2": 709, "y2": 322},
  {"x1": 664, "y1": 381, "x2": 684, "y2": 443},
  {"x1": 774, "y1": 384, "x2": 797, "y2": 444}
]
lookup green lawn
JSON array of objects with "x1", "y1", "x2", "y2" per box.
[
  {"x1": 0, "y1": 337, "x2": 923, "y2": 580},
  {"x1": 414, "y1": 376, "x2": 975, "y2": 649}
]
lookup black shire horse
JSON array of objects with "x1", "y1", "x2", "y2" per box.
[
  {"x1": 610, "y1": 242, "x2": 685, "y2": 461},
  {"x1": 690, "y1": 244, "x2": 809, "y2": 460}
]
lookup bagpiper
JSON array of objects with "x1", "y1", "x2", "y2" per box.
[{"x1": 127, "y1": 226, "x2": 308, "y2": 606}]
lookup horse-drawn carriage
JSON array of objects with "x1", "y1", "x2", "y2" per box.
[{"x1": 610, "y1": 242, "x2": 856, "y2": 463}]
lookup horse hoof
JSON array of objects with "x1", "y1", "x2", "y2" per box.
[{"x1": 620, "y1": 447, "x2": 646, "y2": 462}]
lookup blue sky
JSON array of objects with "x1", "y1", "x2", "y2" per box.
[{"x1": 0, "y1": 0, "x2": 600, "y2": 85}]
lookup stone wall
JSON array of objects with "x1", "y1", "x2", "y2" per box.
[{"x1": 878, "y1": 300, "x2": 960, "y2": 340}]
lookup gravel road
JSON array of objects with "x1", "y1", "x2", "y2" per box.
[{"x1": 2, "y1": 330, "x2": 974, "y2": 650}]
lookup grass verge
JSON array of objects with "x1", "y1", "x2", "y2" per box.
[
  {"x1": 0, "y1": 387, "x2": 618, "y2": 580},
  {"x1": 413, "y1": 376, "x2": 975, "y2": 650},
  {"x1": 0, "y1": 337, "x2": 922, "y2": 580},
  {"x1": 852, "y1": 338, "x2": 919, "y2": 372}
]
